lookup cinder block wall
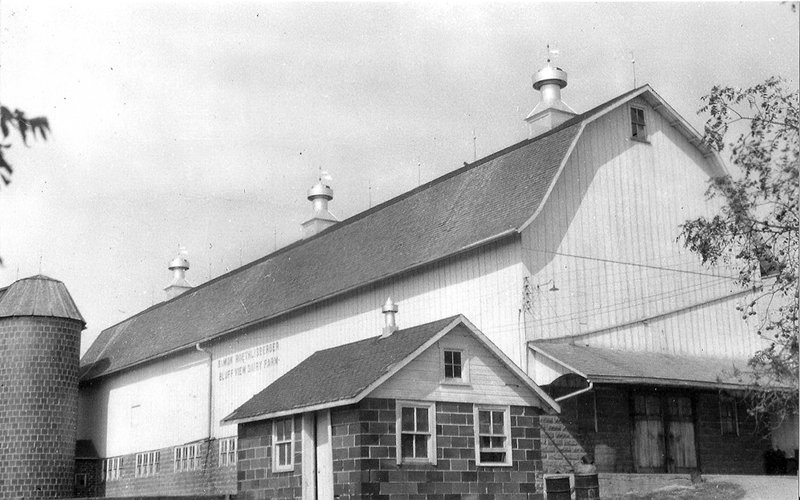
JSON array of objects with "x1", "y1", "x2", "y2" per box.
[
  {"x1": 0, "y1": 316, "x2": 82, "y2": 499},
  {"x1": 237, "y1": 417, "x2": 303, "y2": 500},
  {"x1": 541, "y1": 387, "x2": 635, "y2": 474},
  {"x1": 332, "y1": 398, "x2": 544, "y2": 499},
  {"x1": 99, "y1": 438, "x2": 237, "y2": 497},
  {"x1": 237, "y1": 398, "x2": 546, "y2": 500}
]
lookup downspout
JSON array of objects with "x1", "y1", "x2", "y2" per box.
[{"x1": 195, "y1": 343, "x2": 213, "y2": 439}]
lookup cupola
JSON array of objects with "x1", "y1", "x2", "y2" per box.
[
  {"x1": 164, "y1": 252, "x2": 192, "y2": 300},
  {"x1": 301, "y1": 180, "x2": 338, "y2": 238},
  {"x1": 525, "y1": 64, "x2": 577, "y2": 138}
]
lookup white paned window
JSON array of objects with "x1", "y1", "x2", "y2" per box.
[
  {"x1": 719, "y1": 395, "x2": 739, "y2": 436},
  {"x1": 135, "y1": 451, "x2": 160, "y2": 477},
  {"x1": 272, "y1": 417, "x2": 294, "y2": 472},
  {"x1": 441, "y1": 347, "x2": 469, "y2": 383},
  {"x1": 630, "y1": 106, "x2": 647, "y2": 140},
  {"x1": 474, "y1": 406, "x2": 512, "y2": 466},
  {"x1": 219, "y1": 437, "x2": 237, "y2": 467},
  {"x1": 174, "y1": 443, "x2": 200, "y2": 472},
  {"x1": 396, "y1": 401, "x2": 437, "y2": 464},
  {"x1": 102, "y1": 457, "x2": 123, "y2": 482}
]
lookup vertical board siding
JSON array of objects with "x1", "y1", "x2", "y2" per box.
[
  {"x1": 85, "y1": 238, "x2": 527, "y2": 454},
  {"x1": 85, "y1": 351, "x2": 210, "y2": 457},
  {"x1": 522, "y1": 98, "x2": 763, "y2": 359},
  {"x1": 370, "y1": 325, "x2": 541, "y2": 407}
]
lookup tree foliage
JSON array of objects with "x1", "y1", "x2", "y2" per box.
[
  {"x1": 0, "y1": 104, "x2": 50, "y2": 266},
  {"x1": 0, "y1": 105, "x2": 50, "y2": 187},
  {"x1": 680, "y1": 77, "x2": 799, "y2": 423}
]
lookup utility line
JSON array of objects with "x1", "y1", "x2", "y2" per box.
[{"x1": 521, "y1": 245, "x2": 741, "y2": 281}]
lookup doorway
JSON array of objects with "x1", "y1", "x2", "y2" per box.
[
  {"x1": 301, "y1": 410, "x2": 334, "y2": 500},
  {"x1": 632, "y1": 393, "x2": 697, "y2": 473}
]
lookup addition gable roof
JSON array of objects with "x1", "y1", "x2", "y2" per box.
[
  {"x1": 80, "y1": 85, "x2": 723, "y2": 381},
  {"x1": 224, "y1": 315, "x2": 559, "y2": 424}
]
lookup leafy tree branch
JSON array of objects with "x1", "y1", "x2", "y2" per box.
[{"x1": 682, "y1": 77, "x2": 799, "y2": 424}]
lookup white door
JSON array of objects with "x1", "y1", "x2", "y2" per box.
[{"x1": 315, "y1": 410, "x2": 334, "y2": 499}]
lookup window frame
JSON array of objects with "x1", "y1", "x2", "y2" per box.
[
  {"x1": 173, "y1": 443, "x2": 200, "y2": 472},
  {"x1": 272, "y1": 417, "x2": 295, "y2": 473},
  {"x1": 395, "y1": 400, "x2": 437, "y2": 465},
  {"x1": 440, "y1": 345, "x2": 469, "y2": 385},
  {"x1": 135, "y1": 450, "x2": 160, "y2": 478},
  {"x1": 75, "y1": 472, "x2": 89, "y2": 488},
  {"x1": 102, "y1": 456, "x2": 123, "y2": 482},
  {"x1": 719, "y1": 394, "x2": 740, "y2": 436},
  {"x1": 219, "y1": 436, "x2": 238, "y2": 467},
  {"x1": 629, "y1": 104, "x2": 648, "y2": 142},
  {"x1": 473, "y1": 405, "x2": 513, "y2": 467}
]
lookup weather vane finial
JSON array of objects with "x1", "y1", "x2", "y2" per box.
[{"x1": 546, "y1": 44, "x2": 560, "y2": 65}]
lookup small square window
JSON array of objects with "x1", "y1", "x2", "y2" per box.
[
  {"x1": 272, "y1": 417, "x2": 294, "y2": 472},
  {"x1": 441, "y1": 347, "x2": 469, "y2": 384},
  {"x1": 630, "y1": 106, "x2": 647, "y2": 141},
  {"x1": 444, "y1": 350, "x2": 462, "y2": 379},
  {"x1": 396, "y1": 401, "x2": 437, "y2": 464},
  {"x1": 474, "y1": 406, "x2": 512, "y2": 466}
]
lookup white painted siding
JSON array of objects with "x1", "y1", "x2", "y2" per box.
[
  {"x1": 521, "y1": 97, "x2": 763, "y2": 359},
  {"x1": 81, "y1": 350, "x2": 209, "y2": 457},
  {"x1": 80, "y1": 238, "x2": 527, "y2": 453},
  {"x1": 371, "y1": 324, "x2": 542, "y2": 407}
]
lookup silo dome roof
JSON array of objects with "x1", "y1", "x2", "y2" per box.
[{"x1": 0, "y1": 275, "x2": 85, "y2": 326}]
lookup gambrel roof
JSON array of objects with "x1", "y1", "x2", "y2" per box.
[
  {"x1": 80, "y1": 85, "x2": 724, "y2": 381},
  {"x1": 224, "y1": 315, "x2": 559, "y2": 424}
]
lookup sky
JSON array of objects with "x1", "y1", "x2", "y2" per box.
[{"x1": 0, "y1": 2, "x2": 797, "y2": 355}]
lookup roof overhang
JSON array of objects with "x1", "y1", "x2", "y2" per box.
[{"x1": 529, "y1": 341, "x2": 771, "y2": 391}]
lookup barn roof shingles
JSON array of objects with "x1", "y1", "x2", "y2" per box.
[
  {"x1": 224, "y1": 316, "x2": 459, "y2": 422},
  {"x1": 80, "y1": 88, "x2": 647, "y2": 381}
]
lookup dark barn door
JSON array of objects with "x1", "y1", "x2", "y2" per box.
[{"x1": 633, "y1": 393, "x2": 697, "y2": 473}]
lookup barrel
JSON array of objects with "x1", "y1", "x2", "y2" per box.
[
  {"x1": 574, "y1": 473, "x2": 600, "y2": 499},
  {"x1": 544, "y1": 475, "x2": 571, "y2": 500}
]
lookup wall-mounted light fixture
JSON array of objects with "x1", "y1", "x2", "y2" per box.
[{"x1": 537, "y1": 279, "x2": 559, "y2": 292}]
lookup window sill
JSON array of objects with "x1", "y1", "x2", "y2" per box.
[
  {"x1": 400, "y1": 458, "x2": 436, "y2": 465},
  {"x1": 440, "y1": 378, "x2": 470, "y2": 386},
  {"x1": 476, "y1": 461, "x2": 513, "y2": 467}
]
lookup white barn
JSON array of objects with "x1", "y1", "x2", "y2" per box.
[{"x1": 77, "y1": 65, "x2": 780, "y2": 497}]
